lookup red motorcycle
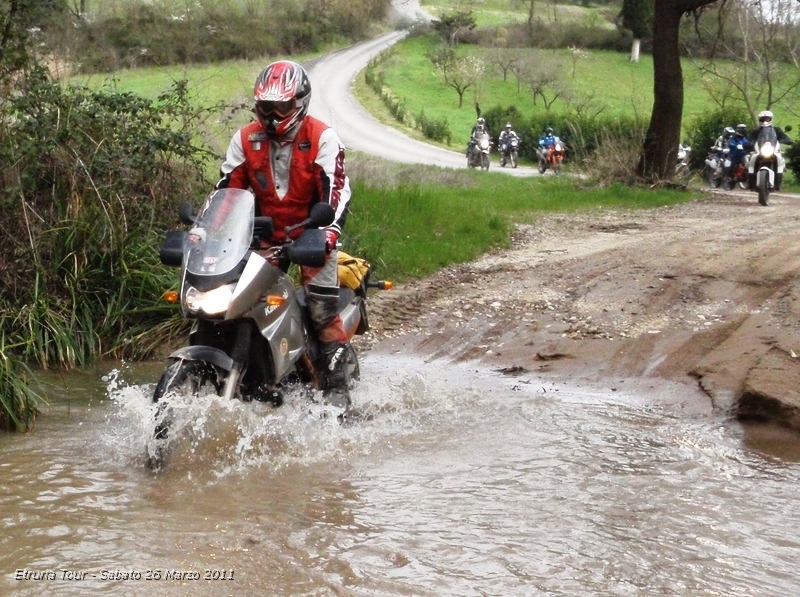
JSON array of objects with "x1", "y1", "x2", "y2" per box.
[
  {"x1": 722, "y1": 159, "x2": 748, "y2": 190},
  {"x1": 538, "y1": 141, "x2": 565, "y2": 174}
]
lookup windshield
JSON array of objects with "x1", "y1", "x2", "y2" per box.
[
  {"x1": 757, "y1": 126, "x2": 778, "y2": 147},
  {"x1": 184, "y1": 188, "x2": 255, "y2": 277}
]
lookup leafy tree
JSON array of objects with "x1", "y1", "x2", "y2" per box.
[
  {"x1": 620, "y1": 0, "x2": 654, "y2": 62},
  {"x1": 432, "y1": 10, "x2": 476, "y2": 47}
]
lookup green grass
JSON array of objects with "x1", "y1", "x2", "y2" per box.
[
  {"x1": 359, "y1": 34, "x2": 744, "y2": 149},
  {"x1": 420, "y1": 0, "x2": 620, "y2": 29}
]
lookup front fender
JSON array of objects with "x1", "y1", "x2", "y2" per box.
[{"x1": 168, "y1": 346, "x2": 234, "y2": 371}]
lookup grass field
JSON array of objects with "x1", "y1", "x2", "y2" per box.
[
  {"x1": 358, "y1": 34, "x2": 731, "y2": 149},
  {"x1": 420, "y1": 0, "x2": 620, "y2": 28}
]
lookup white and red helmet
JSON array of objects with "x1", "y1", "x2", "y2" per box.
[{"x1": 254, "y1": 60, "x2": 311, "y2": 139}]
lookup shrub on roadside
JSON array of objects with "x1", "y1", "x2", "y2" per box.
[
  {"x1": 481, "y1": 105, "x2": 644, "y2": 166},
  {"x1": 785, "y1": 138, "x2": 800, "y2": 183},
  {"x1": 0, "y1": 63, "x2": 217, "y2": 428}
]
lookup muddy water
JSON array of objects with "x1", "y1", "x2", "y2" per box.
[{"x1": 3, "y1": 354, "x2": 800, "y2": 596}]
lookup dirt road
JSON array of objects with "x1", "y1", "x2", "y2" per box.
[{"x1": 356, "y1": 188, "x2": 800, "y2": 431}]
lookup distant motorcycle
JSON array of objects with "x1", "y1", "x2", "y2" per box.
[
  {"x1": 499, "y1": 136, "x2": 520, "y2": 168},
  {"x1": 747, "y1": 124, "x2": 793, "y2": 206},
  {"x1": 676, "y1": 143, "x2": 691, "y2": 177},
  {"x1": 538, "y1": 141, "x2": 565, "y2": 174},
  {"x1": 468, "y1": 132, "x2": 492, "y2": 170},
  {"x1": 704, "y1": 147, "x2": 725, "y2": 188},
  {"x1": 722, "y1": 158, "x2": 749, "y2": 191}
]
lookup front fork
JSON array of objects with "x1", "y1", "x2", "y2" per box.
[{"x1": 221, "y1": 321, "x2": 251, "y2": 401}]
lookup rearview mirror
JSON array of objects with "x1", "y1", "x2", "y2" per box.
[{"x1": 307, "y1": 202, "x2": 336, "y2": 228}]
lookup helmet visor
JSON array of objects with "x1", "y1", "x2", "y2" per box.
[
  {"x1": 758, "y1": 115, "x2": 772, "y2": 124},
  {"x1": 256, "y1": 99, "x2": 296, "y2": 119}
]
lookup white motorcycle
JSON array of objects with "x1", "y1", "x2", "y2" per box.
[
  {"x1": 747, "y1": 124, "x2": 793, "y2": 206},
  {"x1": 467, "y1": 132, "x2": 492, "y2": 171},
  {"x1": 676, "y1": 143, "x2": 691, "y2": 177},
  {"x1": 499, "y1": 136, "x2": 520, "y2": 168}
]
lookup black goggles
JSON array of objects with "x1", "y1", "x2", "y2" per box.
[
  {"x1": 759, "y1": 116, "x2": 772, "y2": 123},
  {"x1": 256, "y1": 99, "x2": 295, "y2": 119}
]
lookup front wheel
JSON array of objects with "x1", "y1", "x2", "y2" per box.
[
  {"x1": 147, "y1": 359, "x2": 219, "y2": 470},
  {"x1": 757, "y1": 170, "x2": 770, "y2": 206},
  {"x1": 538, "y1": 159, "x2": 547, "y2": 174},
  {"x1": 481, "y1": 153, "x2": 490, "y2": 170},
  {"x1": 511, "y1": 150, "x2": 518, "y2": 169}
]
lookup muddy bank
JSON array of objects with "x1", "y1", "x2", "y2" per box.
[{"x1": 355, "y1": 189, "x2": 800, "y2": 430}]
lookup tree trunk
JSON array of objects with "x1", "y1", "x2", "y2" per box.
[
  {"x1": 636, "y1": 2, "x2": 685, "y2": 180},
  {"x1": 636, "y1": 0, "x2": 719, "y2": 181},
  {"x1": 630, "y1": 38, "x2": 641, "y2": 62}
]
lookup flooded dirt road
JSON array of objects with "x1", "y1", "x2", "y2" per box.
[{"x1": 3, "y1": 353, "x2": 800, "y2": 596}]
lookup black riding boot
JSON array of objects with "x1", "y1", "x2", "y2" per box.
[{"x1": 321, "y1": 342, "x2": 351, "y2": 412}]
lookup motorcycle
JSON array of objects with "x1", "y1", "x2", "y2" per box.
[
  {"x1": 538, "y1": 141, "x2": 565, "y2": 174},
  {"x1": 676, "y1": 143, "x2": 691, "y2": 177},
  {"x1": 747, "y1": 124, "x2": 793, "y2": 206},
  {"x1": 499, "y1": 136, "x2": 520, "y2": 168},
  {"x1": 704, "y1": 147, "x2": 726, "y2": 188},
  {"x1": 722, "y1": 156, "x2": 749, "y2": 190},
  {"x1": 147, "y1": 188, "x2": 390, "y2": 469},
  {"x1": 467, "y1": 132, "x2": 492, "y2": 171}
]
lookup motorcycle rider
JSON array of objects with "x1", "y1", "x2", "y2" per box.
[
  {"x1": 723, "y1": 123, "x2": 752, "y2": 183},
  {"x1": 712, "y1": 126, "x2": 735, "y2": 154},
  {"x1": 498, "y1": 122, "x2": 521, "y2": 157},
  {"x1": 215, "y1": 60, "x2": 354, "y2": 412},
  {"x1": 467, "y1": 117, "x2": 490, "y2": 157},
  {"x1": 538, "y1": 126, "x2": 562, "y2": 167},
  {"x1": 705, "y1": 126, "x2": 734, "y2": 184},
  {"x1": 747, "y1": 110, "x2": 794, "y2": 191}
]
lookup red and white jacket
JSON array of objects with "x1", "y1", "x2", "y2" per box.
[{"x1": 216, "y1": 116, "x2": 351, "y2": 242}]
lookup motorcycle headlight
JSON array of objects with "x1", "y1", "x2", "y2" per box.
[
  {"x1": 184, "y1": 283, "x2": 235, "y2": 315},
  {"x1": 760, "y1": 142, "x2": 775, "y2": 158},
  {"x1": 480, "y1": 140, "x2": 489, "y2": 149}
]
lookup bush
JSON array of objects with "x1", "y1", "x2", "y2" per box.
[
  {"x1": 43, "y1": 0, "x2": 390, "y2": 73},
  {"x1": 785, "y1": 139, "x2": 800, "y2": 183},
  {"x1": 0, "y1": 66, "x2": 213, "y2": 373},
  {"x1": 481, "y1": 105, "x2": 644, "y2": 164}
]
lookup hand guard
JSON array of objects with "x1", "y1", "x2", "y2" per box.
[{"x1": 325, "y1": 229, "x2": 339, "y2": 253}]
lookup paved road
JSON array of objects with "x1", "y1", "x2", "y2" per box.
[{"x1": 306, "y1": 28, "x2": 538, "y2": 176}]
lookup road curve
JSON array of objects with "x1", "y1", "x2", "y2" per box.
[{"x1": 306, "y1": 30, "x2": 538, "y2": 176}]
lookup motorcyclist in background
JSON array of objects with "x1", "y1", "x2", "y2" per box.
[
  {"x1": 538, "y1": 126, "x2": 560, "y2": 150},
  {"x1": 467, "y1": 117, "x2": 490, "y2": 156},
  {"x1": 747, "y1": 110, "x2": 794, "y2": 191},
  {"x1": 713, "y1": 127, "x2": 735, "y2": 154},
  {"x1": 723, "y1": 123, "x2": 752, "y2": 182},
  {"x1": 538, "y1": 126, "x2": 562, "y2": 167},
  {"x1": 215, "y1": 60, "x2": 354, "y2": 411},
  {"x1": 498, "y1": 122, "x2": 521, "y2": 153}
]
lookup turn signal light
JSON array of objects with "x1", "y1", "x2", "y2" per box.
[
  {"x1": 266, "y1": 295, "x2": 286, "y2": 306},
  {"x1": 163, "y1": 290, "x2": 180, "y2": 303}
]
